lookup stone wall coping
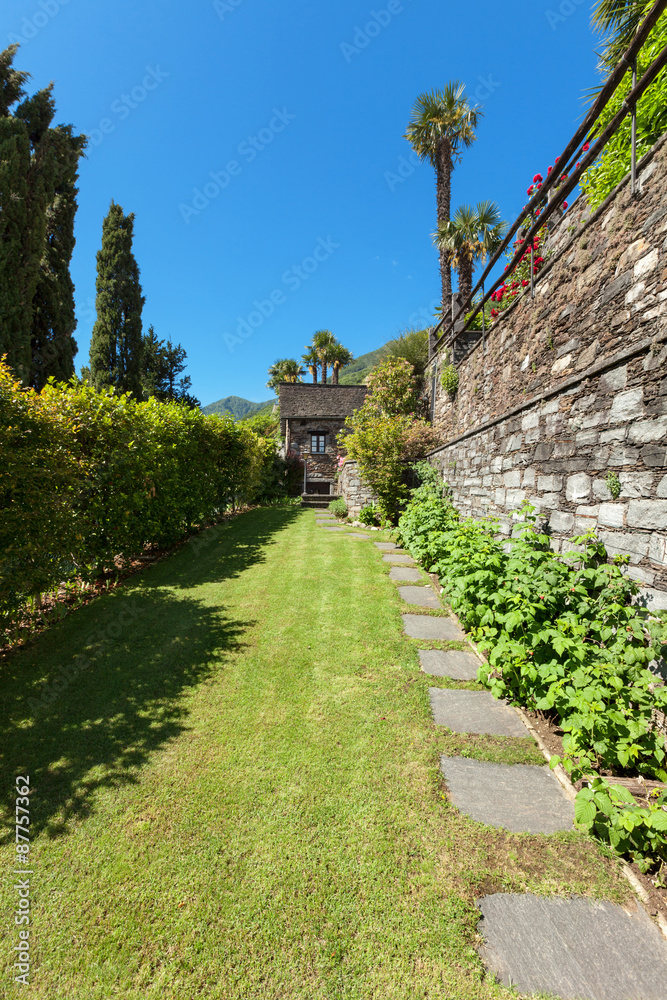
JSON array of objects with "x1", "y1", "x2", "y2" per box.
[{"x1": 428, "y1": 325, "x2": 667, "y2": 458}]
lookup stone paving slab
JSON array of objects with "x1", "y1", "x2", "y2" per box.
[
  {"x1": 419, "y1": 649, "x2": 479, "y2": 680},
  {"x1": 398, "y1": 586, "x2": 440, "y2": 609},
  {"x1": 429, "y1": 689, "x2": 527, "y2": 737},
  {"x1": 322, "y1": 526, "x2": 346, "y2": 532},
  {"x1": 477, "y1": 893, "x2": 667, "y2": 999},
  {"x1": 389, "y1": 567, "x2": 422, "y2": 583},
  {"x1": 401, "y1": 614, "x2": 463, "y2": 640},
  {"x1": 440, "y1": 757, "x2": 574, "y2": 833},
  {"x1": 383, "y1": 554, "x2": 417, "y2": 565},
  {"x1": 345, "y1": 532, "x2": 370, "y2": 538},
  {"x1": 374, "y1": 541, "x2": 398, "y2": 550}
]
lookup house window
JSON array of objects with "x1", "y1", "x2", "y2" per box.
[{"x1": 311, "y1": 433, "x2": 326, "y2": 454}]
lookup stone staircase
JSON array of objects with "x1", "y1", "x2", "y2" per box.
[{"x1": 300, "y1": 493, "x2": 332, "y2": 510}]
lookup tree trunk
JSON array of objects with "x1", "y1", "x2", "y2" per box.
[
  {"x1": 458, "y1": 254, "x2": 473, "y2": 311},
  {"x1": 320, "y1": 362, "x2": 328, "y2": 384},
  {"x1": 435, "y1": 138, "x2": 452, "y2": 321},
  {"x1": 311, "y1": 367, "x2": 318, "y2": 383},
  {"x1": 332, "y1": 365, "x2": 339, "y2": 385}
]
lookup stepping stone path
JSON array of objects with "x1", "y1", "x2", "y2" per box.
[
  {"x1": 418, "y1": 648, "x2": 479, "y2": 680},
  {"x1": 374, "y1": 542, "x2": 400, "y2": 551},
  {"x1": 401, "y1": 614, "x2": 464, "y2": 641},
  {"x1": 429, "y1": 689, "x2": 527, "y2": 738},
  {"x1": 359, "y1": 528, "x2": 667, "y2": 993},
  {"x1": 389, "y1": 566, "x2": 422, "y2": 583},
  {"x1": 398, "y1": 586, "x2": 440, "y2": 609},
  {"x1": 439, "y1": 758, "x2": 574, "y2": 834},
  {"x1": 322, "y1": 526, "x2": 346, "y2": 532},
  {"x1": 346, "y1": 532, "x2": 370, "y2": 538},
  {"x1": 478, "y1": 893, "x2": 667, "y2": 1000}
]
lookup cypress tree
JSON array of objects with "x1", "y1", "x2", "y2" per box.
[
  {"x1": 89, "y1": 202, "x2": 145, "y2": 398},
  {"x1": 0, "y1": 45, "x2": 86, "y2": 385},
  {"x1": 29, "y1": 127, "x2": 87, "y2": 390}
]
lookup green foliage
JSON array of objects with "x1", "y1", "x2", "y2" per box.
[
  {"x1": 434, "y1": 200, "x2": 506, "y2": 305},
  {"x1": 358, "y1": 504, "x2": 380, "y2": 526},
  {"x1": 397, "y1": 485, "x2": 667, "y2": 870},
  {"x1": 0, "y1": 46, "x2": 86, "y2": 385},
  {"x1": 89, "y1": 201, "x2": 145, "y2": 398},
  {"x1": 0, "y1": 358, "x2": 265, "y2": 627},
  {"x1": 605, "y1": 470, "x2": 622, "y2": 499},
  {"x1": 574, "y1": 777, "x2": 667, "y2": 876},
  {"x1": 581, "y1": 12, "x2": 667, "y2": 209},
  {"x1": 140, "y1": 325, "x2": 199, "y2": 407},
  {"x1": 266, "y1": 358, "x2": 305, "y2": 391},
  {"x1": 384, "y1": 329, "x2": 429, "y2": 380},
  {"x1": 328, "y1": 497, "x2": 348, "y2": 518},
  {"x1": 341, "y1": 357, "x2": 439, "y2": 523},
  {"x1": 440, "y1": 364, "x2": 459, "y2": 397}
]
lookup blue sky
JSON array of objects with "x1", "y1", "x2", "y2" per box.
[{"x1": 4, "y1": 0, "x2": 602, "y2": 406}]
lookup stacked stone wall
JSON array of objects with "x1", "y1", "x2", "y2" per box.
[
  {"x1": 427, "y1": 136, "x2": 667, "y2": 610},
  {"x1": 338, "y1": 460, "x2": 378, "y2": 518}
]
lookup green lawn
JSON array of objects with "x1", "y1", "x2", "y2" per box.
[{"x1": 0, "y1": 508, "x2": 631, "y2": 998}]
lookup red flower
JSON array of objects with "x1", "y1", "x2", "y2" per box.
[
  {"x1": 582, "y1": 142, "x2": 590, "y2": 152},
  {"x1": 563, "y1": 200, "x2": 568, "y2": 209},
  {"x1": 527, "y1": 186, "x2": 534, "y2": 195},
  {"x1": 533, "y1": 173, "x2": 543, "y2": 183},
  {"x1": 547, "y1": 165, "x2": 553, "y2": 173},
  {"x1": 537, "y1": 183, "x2": 542, "y2": 189},
  {"x1": 491, "y1": 308, "x2": 498, "y2": 317},
  {"x1": 522, "y1": 279, "x2": 529, "y2": 286},
  {"x1": 576, "y1": 161, "x2": 581, "y2": 169},
  {"x1": 555, "y1": 156, "x2": 560, "y2": 163}
]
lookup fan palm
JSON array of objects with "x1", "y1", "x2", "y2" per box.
[
  {"x1": 404, "y1": 82, "x2": 483, "y2": 317},
  {"x1": 592, "y1": 0, "x2": 655, "y2": 71},
  {"x1": 311, "y1": 329, "x2": 337, "y2": 384},
  {"x1": 434, "y1": 200, "x2": 506, "y2": 309},
  {"x1": 301, "y1": 347, "x2": 319, "y2": 384},
  {"x1": 329, "y1": 343, "x2": 354, "y2": 384},
  {"x1": 266, "y1": 358, "x2": 305, "y2": 391}
]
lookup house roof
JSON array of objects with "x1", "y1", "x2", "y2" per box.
[{"x1": 279, "y1": 382, "x2": 368, "y2": 420}]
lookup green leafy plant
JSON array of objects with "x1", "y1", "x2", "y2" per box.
[
  {"x1": 397, "y1": 482, "x2": 667, "y2": 871},
  {"x1": 574, "y1": 777, "x2": 667, "y2": 875},
  {"x1": 328, "y1": 497, "x2": 348, "y2": 518},
  {"x1": 358, "y1": 504, "x2": 380, "y2": 526},
  {"x1": 440, "y1": 364, "x2": 459, "y2": 397},
  {"x1": 605, "y1": 470, "x2": 622, "y2": 500}
]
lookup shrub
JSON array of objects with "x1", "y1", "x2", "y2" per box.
[
  {"x1": 358, "y1": 504, "x2": 380, "y2": 526},
  {"x1": 328, "y1": 497, "x2": 348, "y2": 518},
  {"x1": 0, "y1": 359, "x2": 265, "y2": 627},
  {"x1": 397, "y1": 483, "x2": 667, "y2": 872},
  {"x1": 581, "y1": 13, "x2": 667, "y2": 210}
]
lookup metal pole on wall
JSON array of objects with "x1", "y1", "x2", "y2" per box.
[
  {"x1": 481, "y1": 279, "x2": 486, "y2": 354},
  {"x1": 631, "y1": 58, "x2": 638, "y2": 195},
  {"x1": 303, "y1": 457, "x2": 307, "y2": 494}
]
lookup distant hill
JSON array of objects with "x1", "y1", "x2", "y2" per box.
[
  {"x1": 202, "y1": 395, "x2": 276, "y2": 419},
  {"x1": 333, "y1": 344, "x2": 388, "y2": 385}
]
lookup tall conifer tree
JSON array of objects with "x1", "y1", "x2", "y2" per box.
[
  {"x1": 0, "y1": 45, "x2": 86, "y2": 385},
  {"x1": 29, "y1": 126, "x2": 87, "y2": 389},
  {"x1": 89, "y1": 202, "x2": 145, "y2": 398}
]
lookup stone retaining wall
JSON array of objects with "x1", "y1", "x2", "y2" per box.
[
  {"x1": 337, "y1": 460, "x2": 378, "y2": 518},
  {"x1": 427, "y1": 136, "x2": 667, "y2": 610}
]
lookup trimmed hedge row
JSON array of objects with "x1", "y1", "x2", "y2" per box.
[
  {"x1": 0, "y1": 360, "x2": 265, "y2": 621},
  {"x1": 397, "y1": 472, "x2": 667, "y2": 874}
]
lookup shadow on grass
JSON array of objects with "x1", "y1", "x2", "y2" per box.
[{"x1": 0, "y1": 505, "x2": 302, "y2": 841}]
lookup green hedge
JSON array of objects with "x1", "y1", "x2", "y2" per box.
[
  {"x1": 0, "y1": 360, "x2": 265, "y2": 622},
  {"x1": 397, "y1": 477, "x2": 667, "y2": 874}
]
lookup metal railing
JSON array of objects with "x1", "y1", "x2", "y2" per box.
[{"x1": 430, "y1": 0, "x2": 667, "y2": 361}]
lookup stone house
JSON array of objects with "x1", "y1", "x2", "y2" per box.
[{"x1": 279, "y1": 383, "x2": 367, "y2": 496}]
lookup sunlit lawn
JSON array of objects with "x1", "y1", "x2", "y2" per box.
[{"x1": 0, "y1": 507, "x2": 630, "y2": 998}]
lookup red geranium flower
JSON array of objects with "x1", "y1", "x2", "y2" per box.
[
  {"x1": 533, "y1": 173, "x2": 543, "y2": 183},
  {"x1": 563, "y1": 200, "x2": 568, "y2": 209},
  {"x1": 582, "y1": 142, "x2": 590, "y2": 152}
]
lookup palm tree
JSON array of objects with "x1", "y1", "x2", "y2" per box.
[
  {"x1": 266, "y1": 358, "x2": 305, "y2": 391},
  {"x1": 301, "y1": 347, "x2": 319, "y2": 384},
  {"x1": 434, "y1": 200, "x2": 506, "y2": 309},
  {"x1": 312, "y1": 329, "x2": 337, "y2": 384},
  {"x1": 404, "y1": 82, "x2": 483, "y2": 318},
  {"x1": 592, "y1": 0, "x2": 654, "y2": 71},
  {"x1": 329, "y1": 343, "x2": 354, "y2": 384}
]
